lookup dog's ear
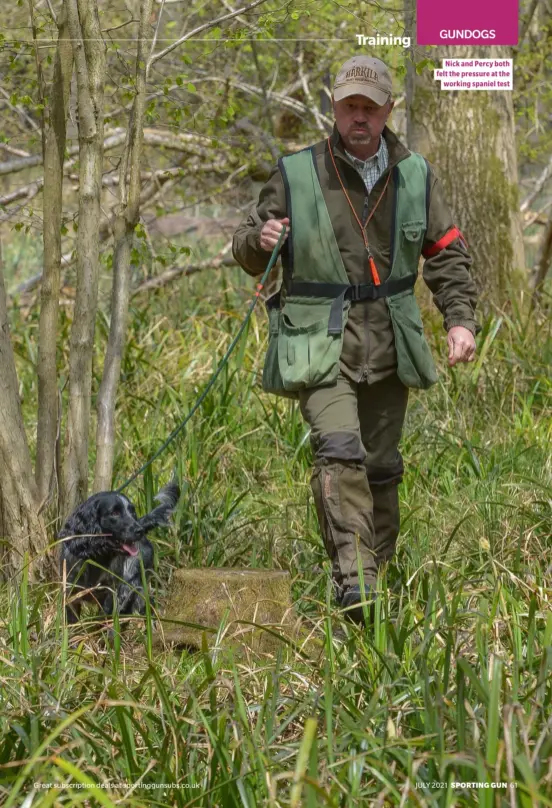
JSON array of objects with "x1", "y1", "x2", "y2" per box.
[{"x1": 59, "y1": 496, "x2": 104, "y2": 539}]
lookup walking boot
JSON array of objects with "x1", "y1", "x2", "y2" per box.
[{"x1": 340, "y1": 584, "x2": 374, "y2": 625}]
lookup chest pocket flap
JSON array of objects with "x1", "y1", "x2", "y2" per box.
[{"x1": 402, "y1": 220, "x2": 424, "y2": 242}]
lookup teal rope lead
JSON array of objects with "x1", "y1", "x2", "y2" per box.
[{"x1": 116, "y1": 224, "x2": 287, "y2": 493}]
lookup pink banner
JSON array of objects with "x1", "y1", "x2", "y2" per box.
[{"x1": 417, "y1": 0, "x2": 519, "y2": 46}]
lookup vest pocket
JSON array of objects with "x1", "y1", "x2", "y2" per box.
[
  {"x1": 277, "y1": 299, "x2": 347, "y2": 391},
  {"x1": 261, "y1": 292, "x2": 298, "y2": 399},
  {"x1": 401, "y1": 220, "x2": 425, "y2": 271},
  {"x1": 386, "y1": 290, "x2": 438, "y2": 390}
]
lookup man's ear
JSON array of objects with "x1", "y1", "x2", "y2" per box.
[{"x1": 388, "y1": 99, "x2": 395, "y2": 114}]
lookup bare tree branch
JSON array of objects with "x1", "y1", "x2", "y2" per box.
[
  {"x1": 189, "y1": 74, "x2": 335, "y2": 128},
  {"x1": 0, "y1": 182, "x2": 44, "y2": 219},
  {"x1": 148, "y1": 0, "x2": 268, "y2": 70},
  {"x1": 0, "y1": 87, "x2": 40, "y2": 133},
  {"x1": 520, "y1": 153, "x2": 552, "y2": 213},
  {"x1": 0, "y1": 143, "x2": 31, "y2": 158},
  {"x1": 297, "y1": 48, "x2": 328, "y2": 134},
  {"x1": 132, "y1": 241, "x2": 236, "y2": 296},
  {"x1": 9, "y1": 173, "x2": 181, "y2": 299},
  {"x1": 45, "y1": 0, "x2": 57, "y2": 23},
  {"x1": 0, "y1": 127, "x2": 237, "y2": 178},
  {"x1": 522, "y1": 198, "x2": 552, "y2": 230},
  {"x1": 518, "y1": 0, "x2": 539, "y2": 45}
]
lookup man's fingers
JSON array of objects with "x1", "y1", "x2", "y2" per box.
[
  {"x1": 263, "y1": 231, "x2": 289, "y2": 245},
  {"x1": 447, "y1": 326, "x2": 476, "y2": 366},
  {"x1": 269, "y1": 226, "x2": 289, "y2": 239},
  {"x1": 448, "y1": 339, "x2": 476, "y2": 366},
  {"x1": 269, "y1": 224, "x2": 290, "y2": 238},
  {"x1": 448, "y1": 334, "x2": 462, "y2": 363},
  {"x1": 260, "y1": 218, "x2": 291, "y2": 251}
]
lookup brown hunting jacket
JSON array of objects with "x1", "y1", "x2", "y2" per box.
[{"x1": 232, "y1": 123, "x2": 479, "y2": 385}]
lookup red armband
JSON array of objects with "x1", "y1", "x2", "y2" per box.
[{"x1": 423, "y1": 226, "x2": 468, "y2": 258}]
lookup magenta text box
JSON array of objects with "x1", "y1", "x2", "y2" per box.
[{"x1": 417, "y1": 0, "x2": 519, "y2": 46}]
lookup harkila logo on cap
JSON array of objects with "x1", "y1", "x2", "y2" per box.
[{"x1": 344, "y1": 66, "x2": 378, "y2": 83}]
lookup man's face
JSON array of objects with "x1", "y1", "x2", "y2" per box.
[{"x1": 332, "y1": 94, "x2": 394, "y2": 151}]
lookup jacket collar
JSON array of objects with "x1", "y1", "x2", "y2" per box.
[{"x1": 329, "y1": 122, "x2": 410, "y2": 169}]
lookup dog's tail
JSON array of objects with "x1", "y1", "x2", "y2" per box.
[{"x1": 139, "y1": 482, "x2": 180, "y2": 533}]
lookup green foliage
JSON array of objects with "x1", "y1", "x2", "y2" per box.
[
  {"x1": 2, "y1": 266, "x2": 552, "y2": 804},
  {"x1": 415, "y1": 58, "x2": 438, "y2": 75}
]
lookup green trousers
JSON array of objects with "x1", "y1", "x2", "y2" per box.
[{"x1": 298, "y1": 371, "x2": 409, "y2": 590}]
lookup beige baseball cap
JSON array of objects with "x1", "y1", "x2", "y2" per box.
[{"x1": 333, "y1": 56, "x2": 393, "y2": 106}]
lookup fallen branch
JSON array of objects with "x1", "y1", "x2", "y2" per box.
[
  {"x1": 0, "y1": 127, "x2": 236, "y2": 178},
  {"x1": 9, "y1": 175, "x2": 181, "y2": 298},
  {"x1": 132, "y1": 240, "x2": 236, "y2": 295}
]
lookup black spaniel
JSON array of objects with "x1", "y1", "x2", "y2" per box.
[{"x1": 58, "y1": 482, "x2": 179, "y2": 626}]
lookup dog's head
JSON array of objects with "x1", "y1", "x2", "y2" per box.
[
  {"x1": 57, "y1": 493, "x2": 144, "y2": 557},
  {"x1": 94, "y1": 493, "x2": 144, "y2": 555},
  {"x1": 60, "y1": 484, "x2": 179, "y2": 558}
]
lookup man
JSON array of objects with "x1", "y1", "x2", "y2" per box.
[{"x1": 232, "y1": 56, "x2": 478, "y2": 623}]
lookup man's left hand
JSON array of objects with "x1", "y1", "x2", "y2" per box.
[{"x1": 447, "y1": 326, "x2": 476, "y2": 367}]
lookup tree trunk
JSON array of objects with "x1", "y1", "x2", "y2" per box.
[
  {"x1": 94, "y1": 0, "x2": 154, "y2": 491},
  {"x1": 36, "y1": 6, "x2": 73, "y2": 508},
  {"x1": 62, "y1": 0, "x2": 106, "y2": 518},
  {"x1": 404, "y1": 0, "x2": 526, "y2": 308},
  {"x1": 0, "y1": 249, "x2": 54, "y2": 584}
]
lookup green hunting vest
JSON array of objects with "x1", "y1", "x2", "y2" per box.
[{"x1": 262, "y1": 146, "x2": 438, "y2": 398}]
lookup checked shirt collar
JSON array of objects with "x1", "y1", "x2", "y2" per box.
[{"x1": 344, "y1": 135, "x2": 389, "y2": 195}]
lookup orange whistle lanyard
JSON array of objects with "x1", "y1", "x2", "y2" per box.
[{"x1": 327, "y1": 136, "x2": 391, "y2": 286}]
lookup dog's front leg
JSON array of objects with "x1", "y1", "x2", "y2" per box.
[
  {"x1": 101, "y1": 590, "x2": 115, "y2": 617},
  {"x1": 116, "y1": 581, "x2": 144, "y2": 615}
]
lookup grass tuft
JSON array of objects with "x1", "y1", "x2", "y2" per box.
[{"x1": 2, "y1": 266, "x2": 551, "y2": 804}]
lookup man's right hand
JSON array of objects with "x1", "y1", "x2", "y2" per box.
[{"x1": 260, "y1": 218, "x2": 290, "y2": 252}]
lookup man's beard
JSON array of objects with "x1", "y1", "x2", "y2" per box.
[{"x1": 348, "y1": 130, "x2": 372, "y2": 145}]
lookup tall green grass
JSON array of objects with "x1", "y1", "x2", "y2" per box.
[{"x1": 1, "y1": 263, "x2": 551, "y2": 806}]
